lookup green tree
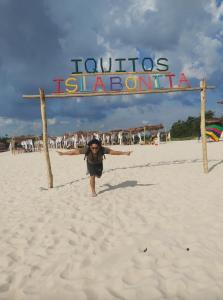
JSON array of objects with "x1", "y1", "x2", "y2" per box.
[{"x1": 170, "y1": 110, "x2": 215, "y2": 139}]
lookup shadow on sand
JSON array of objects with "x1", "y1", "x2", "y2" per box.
[
  {"x1": 98, "y1": 180, "x2": 155, "y2": 195},
  {"x1": 40, "y1": 158, "x2": 222, "y2": 190},
  {"x1": 103, "y1": 158, "x2": 223, "y2": 175},
  {"x1": 209, "y1": 159, "x2": 223, "y2": 172},
  {"x1": 103, "y1": 158, "x2": 202, "y2": 174}
]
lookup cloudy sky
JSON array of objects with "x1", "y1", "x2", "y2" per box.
[{"x1": 0, "y1": 0, "x2": 223, "y2": 136}]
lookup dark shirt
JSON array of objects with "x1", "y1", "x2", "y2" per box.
[{"x1": 79, "y1": 146, "x2": 110, "y2": 164}]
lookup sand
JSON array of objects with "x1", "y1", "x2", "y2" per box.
[{"x1": 1, "y1": 140, "x2": 223, "y2": 300}]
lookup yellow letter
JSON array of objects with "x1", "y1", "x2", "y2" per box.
[
  {"x1": 125, "y1": 76, "x2": 137, "y2": 90},
  {"x1": 65, "y1": 77, "x2": 78, "y2": 93}
]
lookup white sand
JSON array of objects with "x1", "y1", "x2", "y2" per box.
[{"x1": 1, "y1": 140, "x2": 223, "y2": 300}]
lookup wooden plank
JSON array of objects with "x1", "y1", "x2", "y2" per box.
[
  {"x1": 200, "y1": 79, "x2": 208, "y2": 174},
  {"x1": 39, "y1": 89, "x2": 54, "y2": 188},
  {"x1": 23, "y1": 86, "x2": 215, "y2": 99}
]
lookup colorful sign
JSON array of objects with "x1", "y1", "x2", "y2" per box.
[
  {"x1": 51, "y1": 57, "x2": 191, "y2": 95},
  {"x1": 52, "y1": 72, "x2": 191, "y2": 95}
]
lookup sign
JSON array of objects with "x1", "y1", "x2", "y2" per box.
[
  {"x1": 52, "y1": 72, "x2": 191, "y2": 95},
  {"x1": 70, "y1": 57, "x2": 169, "y2": 73}
]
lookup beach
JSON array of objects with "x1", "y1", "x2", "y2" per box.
[{"x1": 1, "y1": 140, "x2": 223, "y2": 300}]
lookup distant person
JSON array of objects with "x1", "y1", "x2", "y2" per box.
[
  {"x1": 10, "y1": 137, "x2": 15, "y2": 155},
  {"x1": 167, "y1": 131, "x2": 171, "y2": 142},
  {"x1": 57, "y1": 139, "x2": 132, "y2": 197}
]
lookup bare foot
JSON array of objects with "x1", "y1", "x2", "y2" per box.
[{"x1": 91, "y1": 192, "x2": 97, "y2": 197}]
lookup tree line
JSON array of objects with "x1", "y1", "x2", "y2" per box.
[
  {"x1": 0, "y1": 110, "x2": 220, "y2": 144},
  {"x1": 170, "y1": 110, "x2": 216, "y2": 139}
]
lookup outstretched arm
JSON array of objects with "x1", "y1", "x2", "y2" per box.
[
  {"x1": 57, "y1": 149, "x2": 81, "y2": 156},
  {"x1": 107, "y1": 148, "x2": 132, "y2": 156}
]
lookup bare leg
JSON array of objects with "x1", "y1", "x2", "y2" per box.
[{"x1": 90, "y1": 176, "x2": 97, "y2": 196}]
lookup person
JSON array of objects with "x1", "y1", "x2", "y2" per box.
[{"x1": 57, "y1": 139, "x2": 132, "y2": 197}]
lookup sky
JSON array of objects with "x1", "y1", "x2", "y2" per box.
[{"x1": 0, "y1": 0, "x2": 223, "y2": 136}]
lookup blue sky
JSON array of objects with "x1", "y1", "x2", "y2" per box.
[
  {"x1": 216, "y1": 0, "x2": 222, "y2": 7},
  {"x1": 0, "y1": 0, "x2": 223, "y2": 136}
]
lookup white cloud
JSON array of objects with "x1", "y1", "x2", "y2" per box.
[
  {"x1": 0, "y1": 117, "x2": 40, "y2": 136},
  {"x1": 209, "y1": 0, "x2": 223, "y2": 21},
  {"x1": 1, "y1": 0, "x2": 223, "y2": 135},
  {"x1": 48, "y1": 118, "x2": 57, "y2": 125}
]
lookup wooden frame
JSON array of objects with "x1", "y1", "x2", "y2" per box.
[{"x1": 23, "y1": 79, "x2": 214, "y2": 188}]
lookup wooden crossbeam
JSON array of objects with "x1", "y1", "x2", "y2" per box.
[{"x1": 23, "y1": 86, "x2": 215, "y2": 100}]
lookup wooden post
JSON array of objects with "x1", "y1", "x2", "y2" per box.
[
  {"x1": 39, "y1": 89, "x2": 54, "y2": 188},
  {"x1": 144, "y1": 126, "x2": 146, "y2": 144},
  {"x1": 200, "y1": 79, "x2": 208, "y2": 174}
]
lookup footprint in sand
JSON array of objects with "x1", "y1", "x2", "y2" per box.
[
  {"x1": 0, "y1": 282, "x2": 10, "y2": 293},
  {"x1": 7, "y1": 252, "x2": 20, "y2": 263},
  {"x1": 100, "y1": 239, "x2": 113, "y2": 252},
  {"x1": 70, "y1": 226, "x2": 77, "y2": 234},
  {"x1": 27, "y1": 236, "x2": 36, "y2": 246},
  {"x1": 71, "y1": 213, "x2": 79, "y2": 219},
  {"x1": 132, "y1": 253, "x2": 154, "y2": 269},
  {"x1": 122, "y1": 268, "x2": 153, "y2": 286},
  {"x1": 29, "y1": 226, "x2": 36, "y2": 233},
  {"x1": 68, "y1": 239, "x2": 76, "y2": 246},
  {"x1": 0, "y1": 273, "x2": 12, "y2": 293},
  {"x1": 80, "y1": 256, "x2": 92, "y2": 268},
  {"x1": 22, "y1": 284, "x2": 39, "y2": 296},
  {"x1": 60, "y1": 262, "x2": 80, "y2": 280},
  {"x1": 51, "y1": 229, "x2": 57, "y2": 235},
  {"x1": 91, "y1": 228, "x2": 104, "y2": 241},
  {"x1": 37, "y1": 217, "x2": 45, "y2": 223}
]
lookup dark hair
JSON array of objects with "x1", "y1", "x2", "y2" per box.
[
  {"x1": 84, "y1": 139, "x2": 103, "y2": 160},
  {"x1": 87, "y1": 139, "x2": 101, "y2": 146}
]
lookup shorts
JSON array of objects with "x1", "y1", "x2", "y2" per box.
[{"x1": 87, "y1": 162, "x2": 103, "y2": 177}]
